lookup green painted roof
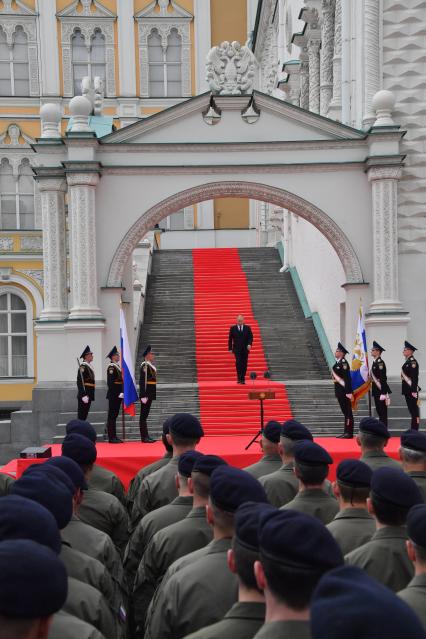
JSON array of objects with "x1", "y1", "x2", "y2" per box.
[{"x1": 66, "y1": 115, "x2": 114, "y2": 137}]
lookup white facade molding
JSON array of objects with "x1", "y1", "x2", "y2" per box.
[
  {"x1": 36, "y1": 0, "x2": 60, "y2": 96},
  {"x1": 117, "y1": 0, "x2": 136, "y2": 97},
  {"x1": 363, "y1": 0, "x2": 381, "y2": 128},
  {"x1": 0, "y1": 9, "x2": 40, "y2": 97},
  {"x1": 193, "y1": 0, "x2": 211, "y2": 94},
  {"x1": 320, "y1": 0, "x2": 335, "y2": 116}
]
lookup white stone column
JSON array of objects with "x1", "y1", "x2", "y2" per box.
[
  {"x1": 300, "y1": 60, "x2": 310, "y2": 110},
  {"x1": 67, "y1": 173, "x2": 103, "y2": 320},
  {"x1": 368, "y1": 166, "x2": 403, "y2": 313},
  {"x1": 117, "y1": 0, "x2": 136, "y2": 97},
  {"x1": 320, "y1": 0, "x2": 335, "y2": 116},
  {"x1": 327, "y1": 0, "x2": 342, "y2": 119},
  {"x1": 37, "y1": 177, "x2": 68, "y2": 321},
  {"x1": 363, "y1": 0, "x2": 381, "y2": 128},
  {"x1": 36, "y1": 0, "x2": 60, "y2": 96},
  {"x1": 308, "y1": 38, "x2": 321, "y2": 113}
]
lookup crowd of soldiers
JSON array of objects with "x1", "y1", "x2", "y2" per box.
[{"x1": 1, "y1": 412, "x2": 426, "y2": 638}]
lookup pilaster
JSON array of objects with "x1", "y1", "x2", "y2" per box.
[
  {"x1": 363, "y1": 0, "x2": 381, "y2": 128},
  {"x1": 320, "y1": 0, "x2": 335, "y2": 116},
  {"x1": 327, "y1": 0, "x2": 341, "y2": 120},
  {"x1": 308, "y1": 37, "x2": 321, "y2": 113},
  {"x1": 36, "y1": 0, "x2": 60, "y2": 96},
  {"x1": 117, "y1": 0, "x2": 136, "y2": 97}
]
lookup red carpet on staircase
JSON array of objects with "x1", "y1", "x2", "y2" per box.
[{"x1": 192, "y1": 248, "x2": 292, "y2": 436}]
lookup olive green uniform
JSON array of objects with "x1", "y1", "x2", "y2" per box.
[
  {"x1": 65, "y1": 576, "x2": 121, "y2": 639},
  {"x1": 133, "y1": 506, "x2": 212, "y2": 628},
  {"x1": 0, "y1": 472, "x2": 14, "y2": 496},
  {"x1": 259, "y1": 462, "x2": 298, "y2": 507},
  {"x1": 253, "y1": 620, "x2": 311, "y2": 638},
  {"x1": 134, "y1": 456, "x2": 179, "y2": 519},
  {"x1": 184, "y1": 601, "x2": 266, "y2": 639},
  {"x1": 49, "y1": 611, "x2": 106, "y2": 639},
  {"x1": 360, "y1": 450, "x2": 401, "y2": 471},
  {"x1": 408, "y1": 471, "x2": 426, "y2": 502},
  {"x1": 345, "y1": 526, "x2": 413, "y2": 592},
  {"x1": 124, "y1": 495, "x2": 193, "y2": 586},
  {"x1": 398, "y1": 573, "x2": 426, "y2": 629},
  {"x1": 244, "y1": 454, "x2": 282, "y2": 479},
  {"x1": 327, "y1": 508, "x2": 376, "y2": 555},
  {"x1": 128, "y1": 452, "x2": 172, "y2": 522},
  {"x1": 78, "y1": 488, "x2": 129, "y2": 555},
  {"x1": 145, "y1": 538, "x2": 237, "y2": 639},
  {"x1": 89, "y1": 464, "x2": 126, "y2": 507},
  {"x1": 281, "y1": 488, "x2": 339, "y2": 524}
]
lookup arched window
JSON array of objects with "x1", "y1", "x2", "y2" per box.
[
  {"x1": 71, "y1": 28, "x2": 106, "y2": 95},
  {"x1": 0, "y1": 292, "x2": 28, "y2": 377},
  {"x1": 148, "y1": 28, "x2": 182, "y2": 97},
  {"x1": 0, "y1": 26, "x2": 30, "y2": 97},
  {"x1": 0, "y1": 159, "x2": 35, "y2": 230}
]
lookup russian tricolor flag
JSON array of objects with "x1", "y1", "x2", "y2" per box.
[{"x1": 120, "y1": 308, "x2": 138, "y2": 416}]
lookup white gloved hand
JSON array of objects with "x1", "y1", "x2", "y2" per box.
[
  {"x1": 118, "y1": 393, "x2": 124, "y2": 399},
  {"x1": 82, "y1": 395, "x2": 89, "y2": 404},
  {"x1": 346, "y1": 393, "x2": 354, "y2": 401},
  {"x1": 141, "y1": 397, "x2": 148, "y2": 404},
  {"x1": 379, "y1": 394, "x2": 387, "y2": 401},
  {"x1": 412, "y1": 392, "x2": 418, "y2": 399},
  {"x1": 247, "y1": 345, "x2": 251, "y2": 351}
]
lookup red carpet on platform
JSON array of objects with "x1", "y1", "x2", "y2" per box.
[{"x1": 192, "y1": 248, "x2": 293, "y2": 435}]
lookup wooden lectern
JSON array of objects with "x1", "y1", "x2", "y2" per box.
[{"x1": 246, "y1": 390, "x2": 276, "y2": 450}]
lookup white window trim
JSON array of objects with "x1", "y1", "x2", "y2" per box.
[
  {"x1": 0, "y1": 157, "x2": 36, "y2": 231},
  {"x1": 148, "y1": 28, "x2": 183, "y2": 98},
  {"x1": 70, "y1": 28, "x2": 107, "y2": 96},
  {"x1": 0, "y1": 17, "x2": 40, "y2": 96},
  {"x1": 0, "y1": 285, "x2": 35, "y2": 378}
]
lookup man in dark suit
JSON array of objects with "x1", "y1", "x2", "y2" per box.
[{"x1": 228, "y1": 314, "x2": 253, "y2": 384}]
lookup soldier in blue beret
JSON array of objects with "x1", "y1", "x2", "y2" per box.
[
  {"x1": 346, "y1": 466, "x2": 423, "y2": 591},
  {"x1": 135, "y1": 412, "x2": 204, "y2": 520},
  {"x1": 356, "y1": 416, "x2": 401, "y2": 471},
  {"x1": 327, "y1": 459, "x2": 375, "y2": 554},
  {"x1": 311, "y1": 565, "x2": 426, "y2": 639},
  {"x1": 400, "y1": 430, "x2": 426, "y2": 501},
  {"x1": 253, "y1": 509, "x2": 343, "y2": 638},
  {"x1": 46, "y1": 455, "x2": 88, "y2": 491},
  {"x1": 244, "y1": 421, "x2": 282, "y2": 479},
  {"x1": 260, "y1": 420, "x2": 313, "y2": 507},
  {"x1": 332, "y1": 342, "x2": 354, "y2": 438},
  {"x1": 0, "y1": 468, "x2": 14, "y2": 496},
  {"x1": 0, "y1": 539, "x2": 68, "y2": 639},
  {"x1": 281, "y1": 441, "x2": 339, "y2": 524},
  {"x1": 402, "y1": 341, "x2": 421, "y2": 430},
  {"x1": 62, "y1": 434, "x2": 129, "y2": 555},
  {"x1": 398, "y1": 503, "x2": 426, "y2": 628},
  {"x1": 145, "y1": 466, "x2": 268, "y2": 639}
]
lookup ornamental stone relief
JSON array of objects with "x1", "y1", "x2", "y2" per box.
[
  {"x1": 0, "y1": 238, "x2": 13, "y2": 252},
  {"x1": 20, "y1": 236, "x2": 43, "y2": 251}
]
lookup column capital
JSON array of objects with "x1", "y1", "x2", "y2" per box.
[
  {"x1": 66, "y1": 172, "x2": 100, "y2": 188},
  {"x1": 36, "y1": 177, "x2": 67, "y2": 193},
  {"x1": 367, "y1": 165, "x2": 402, "y2": 182}
]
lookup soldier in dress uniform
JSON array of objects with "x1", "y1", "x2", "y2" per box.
[
  {"x1": 332, "y1": 342, "x2": 354, "y2": 439},
  {"x1": 399, "y1": 430, "x2": 426, "y2": 501},
  {"x1": 402, "y1": 341, "x2": 421, "y2": 430},
  {"x1": 253, "y1": 509, "x2": 343, "y2": 639},
  {"x1": 77, "y1": 345, "x2": 95, "y2": 420},
  {"x1": 106, "y1": 346, "x2": 123, "y2": 444},
  {"x1": 370, "y1": 341, "x2": 391, "y2": 426},
  {"x1": 398, "y1": 504, "x2": 426, "y2": 629},
  {"x1": 345, "y1": 467, "x2": 423, "y2": 592},
  {"x1": 139, "y1": 345, "x2": 157, "y2": 443}
]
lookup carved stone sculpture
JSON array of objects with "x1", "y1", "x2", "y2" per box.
[{"x1": 206, "y1": 41, "x2": 256, "y2": 95}]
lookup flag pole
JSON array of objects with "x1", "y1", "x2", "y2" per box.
[{"x1": 121, "y1": 401, "x2": 126, "y2": 441}]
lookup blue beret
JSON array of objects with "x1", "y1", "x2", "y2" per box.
[
  {"x1": 210, "y1": 466, "x2": 268, "y2": 512},
  {"x1": 0, "y1": 539, "x2": 68, "y2": 619},
  {"x1": 11, "y1": 472, "x2": 73, "y2": 530},
  {"x1": 62, "y1": 433, "x2": 97, "y2": 465},
  {"x1": 311, "y1": 565, "x2": 426, "y2": 639},
  {"x1": 169, "y1": 413, "x2": 204, "y2": 439},
  {"x1": 0, "y1": 495, "x2": 61, "y2": 554},
  {"x1": 193, "y1": 454, "x2": 228, "y2": 476},
  {"x1": 162, "y1": 416, "x2": 173, "y2": 435},
  {"x1": 401, "y1": 429, "x2": 426, "y2": 453},
  {"x1": 407, "y1": 504, "x2": 426, "y2": 548},
  {"x1": 263, "y1": 421, "x2": 281, "y2": 443},
  {"x1": 281, "y1": 420, "x2": 313, "y2": 441},
  {"x1": 66, "y1": 419, "x2": 97, "y2": 443},
  {"x1": 24, "y1": 462, "x2": 75, "y2": 495},
  {"x1": 359, "y1": 417, "x2": 390, "y2": 439},
  {"x1": 294, "y1": 440, "x2": 333, "y2": 466},
  {"x1": 371, "y1": 467, "x2": 423, "y2": 508},
  {"x1": 45, "y1": 456, "x2": 88, "y2": 490},
  {"x1": 259, "y1": 509, "x2": 343, "y2": 570},
  {"x1": 336, "y1": 459, "x2": 372, "y2": 487},
  {"x1": 235, "y1": 502, "x2": 276, "y2": 551},
  {"x1": 178, "y1": 451, "x2": 204, "y2": 477}
]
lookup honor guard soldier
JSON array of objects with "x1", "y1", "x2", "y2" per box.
[
  {"x1": 139, "y1": 345, "x2": 156, "y2": 443},
  {"x1": 402, "y1": 341, "x2": 421, "y2": 430},
  {"x1": 77, "y1": 345, "x2": 95, "y2": 420},
  {"x1": 370, "y1": 341, "x2": 392, "y2": 426},
  {"x1": 332, "y1": 342, "x2": 354, "y2": 439},
  {"x1": 106, "y1": 346, "x2": 123, "y2": 444}
]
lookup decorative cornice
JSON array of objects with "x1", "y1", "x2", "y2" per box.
[{"x1": 101, "y1": 162, "x2": 364, "y2": 176}]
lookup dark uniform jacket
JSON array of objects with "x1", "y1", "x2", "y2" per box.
[
  {"x1": 77, "y1": 362, "x2": 96, "y2": 400},
  {"x1": 408, "y1": 471, "x2": 426, "y2": 502},
  {"x1": 371, "y1": 357, "x2": 391, "y2": 397},
  {"x1": 0, "y1": 472, "x2": 14, "y2": 496},
  {"x1": 259, "y1": 462, "x2": 299, "y2": 507},
  {"x1": 49, "y1": 611, "x2": 106, "y2": 639},
  {"x1": 281, "y1": 488, "x2": 339, "y2": 525},
  {"x1": 184, "y1": 601, "x2": 266, "y2": 639},
  {"x1": 145, "y1": 538, "x2": 237, "y2": 639},
  {"x1": 135, "y1": 456, "x2": 180, "y2": 518},
  {"x1": 228, "y1": 324, "x2": 253, "y2": 353},
  {"x1": 345, "y1": 526, "x2": 413, "y2": 592},
  {"x1": 65, "y1": 576, "x2": 119, "y2": 639},
  {"x1": 139, "y1": 361, "x2": 157, "y2": 400},
  {"x1": 327, "y1": 508, "x2": 376, "y2": 555},
  {"x1": 78, "y1": 488, "x2": 129, "y2": 555},
  {"x1": 360, "y1": 449, "x2": 401, "y2": 471},
  {"x1": 398, "y1": 573, "x2": 426, "y2": 629},
  {"x1": 106, "y1": 362, "x2": 123, "y2": 400},
  {"x1": 332, "y1": 358, "x2": 352, "y2": 397},
  {"x1": 244, "y1": 454, "x2": 282, "y2": 479},
  {"x1": 402, "y1": 356, "x2": 420, "y2": 396},
  {"x1": 253, "y1": 620, "x2": 311, "y2": 638},
  {"x1": 124, "y1": 495, "x2": 193, "y2": 587},
  {"x1": 89, "y1": 464, "x2": 126, "y2": 507},
  {"x1": 128, "y1": 452, "x2": 172, "y2": 520}
]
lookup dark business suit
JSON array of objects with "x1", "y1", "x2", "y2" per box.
[{"x1": 228, "y1": 324, "x2": 253, "y2": 383}]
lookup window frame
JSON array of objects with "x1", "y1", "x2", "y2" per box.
[
  {"x1": 0, "y1": 158, "x2": 35, "y2": 231},
  {"x1": 148, "y1": 27, "x2": 182, "y2": 98},
  {"x1": 71, "y1": 27, "x2": 107, "y2": 96},
  {"x1": 0, "y1": 287, "x2": 33, "y2": 379},
  {"x1": 0, "y1": 17, "x2": 39, "y2": 97}
]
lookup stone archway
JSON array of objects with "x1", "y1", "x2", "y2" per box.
[{"x1": 107, "y1": 180, "x2": 364, "y2": 288}]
